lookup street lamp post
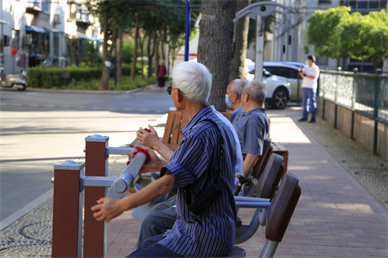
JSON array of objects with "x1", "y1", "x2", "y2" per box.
[{"x1": 235, "y1": 1, "x2": 292, "y2": 82}]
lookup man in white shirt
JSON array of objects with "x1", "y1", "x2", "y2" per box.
[{"x1": 299, "y1": 55, "x2": 320, "y2": 123}]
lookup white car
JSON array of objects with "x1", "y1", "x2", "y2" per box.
[
  {"x1": 263, "y1": 61, "x2": 306, "y2": 102},
  {"x1": 245, "y1": 59, "x2": 291, "y2": 109}
]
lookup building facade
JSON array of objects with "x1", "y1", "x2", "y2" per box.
[{"x1": 1, "y1": 0, "x2": 102, "y2": 76}]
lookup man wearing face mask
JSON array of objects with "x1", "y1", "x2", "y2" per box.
[
  {"x1": 299, "y1": 55, "x2": 320, "y2": 123},
  {"x1": 225, "y1": 79, "x2": 246, "y2": 125}
]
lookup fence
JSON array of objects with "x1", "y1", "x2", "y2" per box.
[
  {"x1": 319, "y1": 70, "x2": 388, "y2": 123},
  {"x1": 318, "y1": 70, "x2": 388, "y2": 160}
]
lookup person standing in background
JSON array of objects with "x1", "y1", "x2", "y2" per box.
[
  {"x1": 299, "y1": 55, "x2": 320, "y2": 123},
  {"x1": 157, "y1": 60, "x2": 167, "y2": 92}
]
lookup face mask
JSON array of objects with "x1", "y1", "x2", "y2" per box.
[
  {"x1": 225, "y1": 94, "x2": 232, "y2": 107},
  {"x1": 305, "y1": 60, "x2": 309, "y2": 65}
]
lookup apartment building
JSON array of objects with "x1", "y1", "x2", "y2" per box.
[{"x1": 1, "y1": 0, "x2": 102, "y2": 76}]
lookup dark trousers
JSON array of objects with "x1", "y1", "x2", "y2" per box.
[
  {"x1": 158, "y1": 77, "x2": 166, "y2": 87},
  {"x1": 126, "y1": 234, "x2": 182, "y2": 257}
]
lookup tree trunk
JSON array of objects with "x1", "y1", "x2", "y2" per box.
[
  {"x1": 147, "y1": 34, "x2": 157, "y2": 78},
  {"x1": 155, "y1": 38, "x2": 160, "y2": 73},
  {"x1": 198, "y1": 0, "x2": 236, "y2": 111},
  {"x1": 229, "y1": 0, "x2": 250, "y2": 82},
  {"x1": 147, "y1": 37, "x2": 152, "y2": 78},
  {"x1": 101, "y1": 9, "x2": 110, "y2": 90},
  {"x1": 131, "y1": 16, "x2": 139, "y2": 81},
  {"x1": 117, "y1": 33, "x2": 123, "y2": 84},
  {"x1": 140, "y1": 35, "x2": 145, "y2": 79}
]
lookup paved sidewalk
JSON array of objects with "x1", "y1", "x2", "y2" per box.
[
  {"x1": 105, "y1": 109, "x2": 388, "y2": 257},
  {"x1": 0, "y1": 107, "x2": 387, "y2": 257}
]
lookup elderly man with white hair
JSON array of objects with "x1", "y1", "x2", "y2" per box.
[
  {"x1": 92, "y1": 61, "x2": 238, "y2": 257},
  {"x1": 233, "y1": 80, "x2": 270, "y2": 177}
]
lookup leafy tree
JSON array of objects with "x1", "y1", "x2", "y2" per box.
[
  {"x1": 305, "y1": 6, "x2": 350, "y2": 58},
  {"x1": 305, "y1": 6, "x2": 388, "y2": 71},
  {"x1": 333, "y1": 10, "x2": 388, "y2": 70}
]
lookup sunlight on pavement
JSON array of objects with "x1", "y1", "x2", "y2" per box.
[{"x1": 268, "y1": 116, "x2": 311, "y2": 144}]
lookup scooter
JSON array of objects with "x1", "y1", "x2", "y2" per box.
[{"x1": 0, "y1": 67, "x2": 27, "y2": 91}]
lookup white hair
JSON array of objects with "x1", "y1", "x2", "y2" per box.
[
  {"x1": 243, "y1": 80, "x2": 266, "y2": 105},
  {"x1": 230, "y1": 79, "x2": 246, "y2": 96},
  {"x1": 172, "y1": 62, "x2": 212, "y2": 105}
]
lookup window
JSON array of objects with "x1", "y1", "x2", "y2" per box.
[
  {"x1": 264, "y1": 66, "x2": 299, "y2": 79},
  {"x1": 29, "y1": 0, "x2": 50, "y2": 12}
]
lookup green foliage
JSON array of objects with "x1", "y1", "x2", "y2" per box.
[
  {"x1": 305, "y1": 6, "x2": 350, "y2": 57},
  {"x1": 27, "y1": 64, "x2": 135, "y2": 89},
  {"x1": 84, "y1": 41, "x2": 103, "y2": 65},
  {"x1": 306, "y1": 7, "x2": 388, "y2": 70},
  {"x1": 121, "y1": 41, "x2": 134, "y2": 64},
  {"x1": 27, "y1": 66, "x2": 101, "y2": 88}
]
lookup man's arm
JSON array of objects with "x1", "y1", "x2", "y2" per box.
[
  {"x1": 243, "y1": 153, "x2": 260, "y2": 176},
  {"x1": 92, "y1": 173, "x2": 174, "y2": 222}
]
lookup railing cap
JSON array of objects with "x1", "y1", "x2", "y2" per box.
[
  {"x1": 85, "y1": 134, "x2": 109, "y2": 142},
  {"x1": 54, "y1": 160, "x2": 85, "y2": 170}
]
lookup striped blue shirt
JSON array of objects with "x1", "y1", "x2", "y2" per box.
[{"x1": 159, "y1": 105, "x2": 237, "y2": 257}]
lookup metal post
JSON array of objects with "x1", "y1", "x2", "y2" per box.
[
  {"x1": 52, "y1": 160, "x2": 85, "y2": 258},
  {"x1": 184, "y1": 0, "x2": 191, "y2": 61},
  {"x1": 373, "y1": 69, "x2": 381, "y2": 154},
  {"x1": 255, "y1": 15, "x2": 265, "y2": 82},
  {"x1": 83, "y1": 134, "x2": 109, "y2": 258}
]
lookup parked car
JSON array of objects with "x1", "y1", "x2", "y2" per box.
[
  {"x1": 245, "y1": 59, "x2": 291, "y2": 109},
  {"x1": 263, "y1": 61, "x2": 305, "y2": 102}
]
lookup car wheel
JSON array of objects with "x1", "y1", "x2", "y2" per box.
[{"x1": 271, "y1": 88, "x2": 288, "y2": 109}]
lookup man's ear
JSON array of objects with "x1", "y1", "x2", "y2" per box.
[
  {"x1": 242, "y1": 92, "x2": 249, "y2": 103},
  {"x1": 230, "y1": 92, "x2": 238, "y2": 103},
  {"x1": 177, "y1": 89, "x2": 184, "y2": 103}
]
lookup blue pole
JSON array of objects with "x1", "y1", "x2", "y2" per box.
[{"x1": 185, "y1": 0, "x2": 190, "y2": 61}]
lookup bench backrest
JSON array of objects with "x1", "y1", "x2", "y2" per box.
[
  {"x1": 256, "y1": 153, "x2": 285, "y2": 200},
  {"x1": 251, "y1": 139, "x2": 273, "y2": 179},
  {"x1": 266, "y1": 173, "x2": 301, "y2": 242},
  {"x1": 162, "y1": 110, "x2": 189, "y2": 151},
  {"x1": 162, "y1": 110, "x2": 232, "y2": 150}
]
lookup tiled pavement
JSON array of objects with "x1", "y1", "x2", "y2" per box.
[
  {"x1": 105, "y1": 110, "x2": 388, "y2": 257},
  {"x1": 1, "y1": 107, "x2": 387, "y2": 257}
]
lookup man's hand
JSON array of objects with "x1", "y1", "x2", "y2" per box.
[
  {"x1": 137, "y1": 125, "x2": 160, "y2": 149},
  {"x1": 130, "y1": 146, "x2": 168, "y2": 174},
  {"x1": 91, "y1": 198, "x2": 124, "y2": 222},
  {"x1": 136, "y1": 125, "x2": 174, "y2": 161}
]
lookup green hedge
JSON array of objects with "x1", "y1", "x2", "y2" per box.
[{"x1": 27, "y1": 64, "x2": 132, "y2": 88}]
